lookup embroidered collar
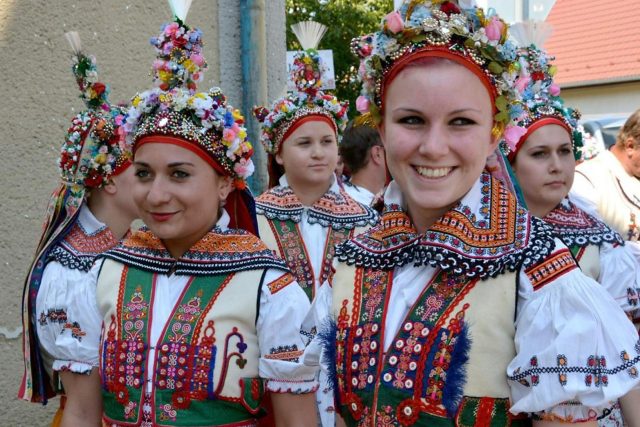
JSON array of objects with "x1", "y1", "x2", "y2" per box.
[
  {"x1": 544, "y1": 198, "x2": 624, "y2": 248},
  {"x1": 48, "y1": 204, "x2": 119, "y2": 272},
  {"x1": 102, "y1": 226, "x2": 288, "y2": 276},
  {"x1": 335, "y1": 173, "x2": 556, "y2": 279},
  {"x1": 255, "y1": 175, "x2": 378, "y2": 229}
]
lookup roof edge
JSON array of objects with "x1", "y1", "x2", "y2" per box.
[{"x1": 560, "y1": 75, "x2": 640, "y2": 89}]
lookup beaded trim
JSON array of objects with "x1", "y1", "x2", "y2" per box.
[
  {"x1": 544, "y1": 199, "x2": 624, "y2": 249},
  {"x1": 335, "y1": 174, "x2": 556, "y2": 279},
  {"x1": 101, "y1": 227, "x2": 287, "y2": 276},
  {"x1": 255, "y1": 185, "x2": 378, "y2": 230}
]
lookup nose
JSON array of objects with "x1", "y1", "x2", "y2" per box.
[
  {"x1": 549, "y1": 152, "x2": 562, "y2": 173},
  {"x1": 417, "y1": 126, "x2": 449, "y2": 158},
  {"x1": 146, "y1": 176, "x2": 171, "y2": 206},
  {"x1": 310, "y1": 140, "x2": 324, "y2": 158}
]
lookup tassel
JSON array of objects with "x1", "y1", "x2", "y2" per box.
[
  {"x1": 291, "y1": 21, "x2": 327, "y2": 51},
  {"x1": 168, "y1": 0, "x2": 193, "y2": 22},
  {"x1": 510, "y1": 20, "x2": 553, "y2": 48},
  {"x1": 65, "y1": 31, "x2": 82, "y2": 54}
]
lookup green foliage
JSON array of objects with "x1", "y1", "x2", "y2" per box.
[{"x1": 286, "y1": 0, "x2": 393, "y2": 117}]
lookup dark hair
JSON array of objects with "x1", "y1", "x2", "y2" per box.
[
  {"x1": 617, "y1": 108, "x2": 640, "y2": 147},
  {"x1": 339, "y1": 122, "x2": 382, "y2": 174}
]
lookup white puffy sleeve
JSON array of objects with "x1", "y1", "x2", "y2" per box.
[
  {"x1": 35, "y1": 260, "x2": 103, "y2": 375},
  {"x1": 256, "y1": 268, "x2": 319, "y2": 394},
  {"x1": 507, "y1": 241, "x2": 640, "y2": 422},
  {"x1": 599, "y1": 243, "x2": 640, "y2": 314}
]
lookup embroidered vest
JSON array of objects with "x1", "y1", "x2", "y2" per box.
[
  {"x1": 326, "y1": 174, "x2": 574, "y2": 426},
  {"x1": 330, "y1": 263, "x2": 531, "y2": 426},
  {"x1": 256, "y1": 185, "x2": 377, "y2": 301},
  {"x1": 96, "y1": 228, "x2": 288, "y2": 426}
]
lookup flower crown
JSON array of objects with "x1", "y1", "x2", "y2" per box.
[
  {"x1": 254, "y1": 21, "x2": 349, "y2": 155},
  {"x1": 353, "y1": 0, "x2": 524, "y2": 139},
  {"x1": 59, "y1": 108, "x2": 129, "y2": 189},
  {"x1": 123, "y1": 16, "x2": 254, "y2": 189},
  {"x1": 59, "y1": 32, "x2": 131, "y2": 190},
  {"x1": 505, "y1": 23, "x2": 583, "y2": 160}
]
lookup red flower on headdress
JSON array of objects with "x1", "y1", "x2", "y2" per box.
[
  {"x1": 92, "y1": 82, "x2": 106, "y2": 96},
  {"x1": 440, "y1": 1, "x2": 461, "y2": 15},
  {"x1": 531, "y1": 71, "x2": 545, "y2": 81},
  {"x1": 84, "y1": 171, "x2": 104, "y2": 188}
]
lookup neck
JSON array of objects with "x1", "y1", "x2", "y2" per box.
[
  {"x1": 287, "y1": 177, "x2": 332, "y2": 206},
  {"x1": 407, "y1": 203, "x2": 452, "y2": 234},
  {"x1": 87, "y1": 191, "x2": 132, "y2": 239},
  {"x1": 527, "y1": 202, "x2": 557, "y2": 219},
  {"x1": 163, "y1": 217, "x2": 219, "y2": 260},
  {"x1": 350, "y1": 167, "x2": 385, "y2": 196}
]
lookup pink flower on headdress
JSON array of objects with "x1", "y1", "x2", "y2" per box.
[
  {"x1": 549, "y1": 83, "x2": 561, "y2": 96},
  {"x1": 223, "y1": 128, "x2": 237, "y2": 142},
  {"x1": 504, "y1": 125, "x2": 528, "y2": 151},
  {"x1": 485, "y1": 17, "x2": 504, "y2": 42},
  {"x1": 385, "y1": 11, "x2": 404, "y2": 34},
  {"x1": 165, "y1": 22, "x2": 180, "y2": 37},
  {"x1": 190, "y1": 54, "x2": 205, "y2": 67},
  {"x1": 234, "y1": 157, "x2": 254, "y2": 178},
  {"x1": 356, "y1": 96, "x2": 370, "y2": 114},
  {"x1": 514, "y1": 76, "x2": 531, "y2": 94}
]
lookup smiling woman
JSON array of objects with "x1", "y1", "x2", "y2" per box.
[
  {"x1": 303, "y1": 1, "x2": 640, "y2": 426},
  {"x1": 86, "y1": 6, "x2": 320, "y2": 426}
]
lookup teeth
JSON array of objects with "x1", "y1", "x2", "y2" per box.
[{"x1": 415, "y1": 166, "x2": 452, "y2": 178}]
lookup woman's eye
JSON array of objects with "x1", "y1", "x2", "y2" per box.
[
  {"x1": 134, "y1": 169, "x2": 150, "y2": 179},
  {"x1": 322, "y1": 138, "x2": 334, "y2": 145},
  {"x1": 560, "y1": 147, "x2": 573, "y2": 155},
  {"x1": 531, "y1": 151, "x2": 547, "y2": 158},
  {"x1": 398, "y1": 116, "x2": 423, "y2": 125},
  {"x1": 172, "y1": 170, "x2": 190, "y2": 179},
  {"x1": 450, "y1": 117, "x2": 475, "y2": 126}
]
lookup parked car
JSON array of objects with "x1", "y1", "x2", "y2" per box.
[{"x1": 581, "y1": 115, "x2": 629, "y2": 149}]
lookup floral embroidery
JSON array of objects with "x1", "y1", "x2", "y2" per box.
[
  {"x1": 544, "y1": 199, "x2": 624, "y2": 248},
  {"x1": 397, "y1": 398, "x2": 422, "y2": 426},
  {"x1": 63, "y1": 321, "x2": 86, "y2": 341},
  {"x1": 102, "y1": 226, "x2": 288, "y2": 276},
  {"x1": 265, "y1": 345, "x2": 302, "y2": 362},
  {"x1": 38, "y1": 308, "x2": 67, "y2": 326},
  {"x1": 159, "y1": 403, "x2": 177, "y2": 421},
  {"x1": 256, "y1": 185, "x2": 378, "y2": 229},
  {"x1": 509, "y1": 344, "x2": 640, "y2": 387},
  {"x1": 337, "y1": 173, "x2": 556, "y2": 279}
]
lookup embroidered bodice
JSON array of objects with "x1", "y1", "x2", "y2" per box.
[
  {"x1": 544, "y1": 198, "x2": 624, "y2": 248},
  {"x1": 336, "y1": 173, "x2": 555, "y2": 279},
  {"x1": 255, "y1": 180, "x2": 378, "y2": 230},
  {"x1": 102, "y1": 226, "x2": 287, "y2": 276},
  {"x1": 48, "y1": 205, "x2": 119, "y2": 272}
]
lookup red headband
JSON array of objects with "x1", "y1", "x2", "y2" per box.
[
  {"x1": 381, "y1": 46, "x2": 498, "y2": 114},
  {"x1": 135, "y1": 135, "x2": 229, "y2": 177},
  {"x1": 508, "y1": 117, "x2": 572, "y2": 162},
  {"x1": 279, "y1": 114, "x2": 337, "y2": 152}
]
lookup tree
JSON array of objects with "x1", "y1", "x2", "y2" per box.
[{"x1": 286, "y1": 0, "x2": 393, "y2": 117}]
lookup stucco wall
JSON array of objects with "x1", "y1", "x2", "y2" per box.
[
  {"x1": 0, "y1": 1, "x2": 284, "y2": 424},
  {"x1": 561, "y1": 81, "x2": 640, "y2": 116}
]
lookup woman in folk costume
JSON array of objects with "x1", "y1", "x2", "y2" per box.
[
  {"x1": 19, "y1": 32, "x2": 137, "y2": 426},
  {"x1": 91, "y1": 3, "x2": 318, "y2": 426},
  {"x1": 504, "y1": 24, "x2": 640, "y2": 426},
  {"x1": 253, "y1": 21, "x2": 378, "y2": 426},
  {"x1": 304, "y1": 1, "x2": 640, "y2": 425}
]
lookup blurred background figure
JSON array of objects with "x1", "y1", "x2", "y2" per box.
[
  {"x1": 339, "y1": 121, "x2": 387, "y2": 206},
  {"x1": 572, "y1": 109, "x2": 640, "y2": 269}
]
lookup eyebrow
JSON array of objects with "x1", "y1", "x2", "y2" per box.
[
  {"x1": 391, "y1": 107, "x2": 482, "y2": 114},
  {"x1": 133, "y1": 161, "x2": 195, "y2": 167}
]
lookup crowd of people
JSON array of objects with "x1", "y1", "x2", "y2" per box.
[{"x1": 18, "y1": 0, "x2": 640, "y2": 426}]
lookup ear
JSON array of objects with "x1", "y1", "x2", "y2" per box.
[
  {"x1": 101, "y1": 179, "x2": 118, "y2": 195},
  {"x1": 624, "y1": 137, "x2": 637, "y2": 152},
  {"x1": 218, "y1": 176, "x2": 234, "y2": 203},
  {"x1": 371, "y1": 145, "x2": 385, "y2": 166},
  {"x1": 275, "y1": 151, "x2": 284, "y2": 166}
]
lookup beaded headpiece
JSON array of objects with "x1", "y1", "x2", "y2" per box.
[
  {"x1": 253, "y1": 21, "x2": 349, "y2": 155},
  {"x1": 59, "y1": 32, "x2": 131, "y2": 192},
  {"x1": 505, "y1": 21, "x2": 582, "y2": 161},
  {"x1": 123, "y1": 2, "x2": 254, "y2": 189},
  {"x1": 352, "y1": 0, "x2": 525, "y2": 142}
]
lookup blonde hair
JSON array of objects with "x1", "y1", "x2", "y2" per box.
[{"x1": 617, "y1": 108, "x2": 640, "y2": 147}]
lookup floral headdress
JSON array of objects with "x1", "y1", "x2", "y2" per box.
[
  {"x1": 253, "y1": 21, "x2": 349, "y2": 156},
  {"x1": 60, "y1": 32, "x2": 131, "y2": 191},
  {"x1": 505, "y1": 21, "x2": 582, "y2": 161},
  {"x1": 352, "y1": 0, "x2": 524, "y2": 143},
  {"x1": 123, "y1": 1, "x2": 255, "y2": 189}
]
